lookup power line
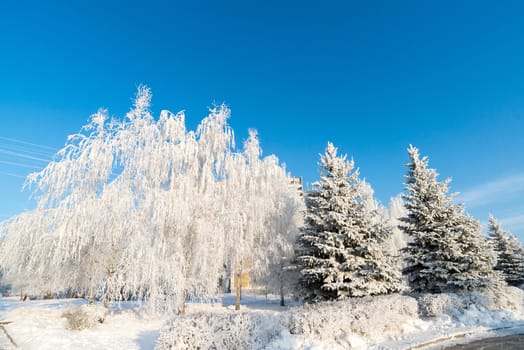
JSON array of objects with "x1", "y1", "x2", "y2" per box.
[
  {"x1": 0, "y1": 136, "x2": 124, "y2": 180},
  {"x1": 0, "y1": 171, "x2": 26, "y2": 179},
  {"x1": 0, "y1": 142, "x2": 55, "y2": 159},
  {"x1": 0, "y1": 137, "x2": 55, "y2": 175},
  {"x1": 0, "y1": 148, "x2": 51, "y2": 163},
  {"x1": 0, "y1": 160, "x2": 43, "y2": 170},
  {"x1": 0, "y1": 136, "x2": 57, "y2": 151}
]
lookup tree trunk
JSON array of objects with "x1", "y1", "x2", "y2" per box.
[
  {"x1": 178, "y1": 302, "x2": 186, "y2": 315},
  {"x1": 89, "y1": 286, "x2": 95, "y2": 304},
  {"x1": 88, "y1": 247, "x2": 96, "y2": 305},
  {"x1": 104, "y1": 268, "x2": 113, "y2": 308},
  {"x1": 280, "y1": 281, "x2": 285, "y2": 307},
  {"x1": 177, "y1": 291, "x2": 187, "y2": 315},
  {"x1": 235, "y1": 271, "x2": 241, "y2": 310},
  {"x1": 235, "y1": 262, "x2": 242, "y2": 311},
  {"x1": 104, "y1": 242, "x2": 116, "y2": 308}
]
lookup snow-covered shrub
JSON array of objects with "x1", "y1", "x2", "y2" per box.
[
  {"x1": 482, "y1": 285, "x2": 524, "y2": 314},
  {"x1": 156, "y1": 311, "x2": 282, "y2": 350},
  {"x1": 417, "y1": 286, "x2": 524, "y2": 319},
  {"x1": 416, "y1": 291, "x2": 500, "y2": 319},
  {"x1": 282, "y1": 294, "x2": 418, "y2": 341},
  {"x1": 157, "y1": 295, "x2": 419, "y2": 349},
  {"x1": 416, "y1": 293, "x2": 469, "y2": 318},
  {"x1": 452, "y1": 288, "x2": 524, "y2": 327},
  {"x1": 61, "y1": 304, "x2": 106, "y2": 330}
]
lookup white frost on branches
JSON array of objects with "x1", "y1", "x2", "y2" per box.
[
  {"x1": 0, "y1": 86, "x2": 301, "y2": 313},
  {"x1": 295, "y1": 142, "x2": 402, "y2": 301},
  {"x1": 400, "y1": 145, "x2": 501, "y2": 293},
  {"x1": 488, "y1": 215, "x2": 524, "y2": 287}
]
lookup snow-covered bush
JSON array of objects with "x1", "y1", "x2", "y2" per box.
[
  {"x1": 416, "y1": 293, "x2": 469, "y2": 318},
  {"x1": 157, "y1": 294, "x2": 420, "y2": 349},
  {"x1": 416, "y1": 286, "x2": 524, "y2": 319},
  {"x1": 61, "y1": 304, "x2": 106, "y2": 330},
  {"x1": 156, "y1": 311, "x2": 282, "y2": 350},
  {"x1": 282, "y1": 294, "x2": 418, "y2": 341},
  {"x1": 479, "y1": 285, "x2": 524, "y2": 315}
]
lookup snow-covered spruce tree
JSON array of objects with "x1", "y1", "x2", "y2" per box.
[
  {"x1": 400, "y1": 145, "x2": 500, "y2": 293},
  {"x1": 488, "y1": 215, "x2": 524, "y2": 286},
  {"x1": 295, "y1": 142, "x2": 401, "y2": 301}
]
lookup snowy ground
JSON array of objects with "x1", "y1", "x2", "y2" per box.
[
  {"x1": 0, "y1": 297, "x2": 165, "y2": 350},
  {"x1": 0, "y1": 289, "x2": 523, "y2": 350}
]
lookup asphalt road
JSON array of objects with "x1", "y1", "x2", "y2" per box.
[{"x1": 444, "y1": 333, "x2": 524, "y2": 349}]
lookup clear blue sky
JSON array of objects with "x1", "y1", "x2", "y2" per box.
[{"x1": 1, "y1": 1, "x2": 524, "y2": 240}]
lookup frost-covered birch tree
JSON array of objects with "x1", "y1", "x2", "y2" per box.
[
  {"x1": 221, "y1": 130, "x2": 303, "y2": 309},
  {"x1": 400, "y1": 145, "x2": 500, "y2": 293},
  {"x1": 488, "y1": 215, "x2": 524, "y2": 287},
  {"x1": 386, "y1": 195, "x2": 409, "y2": 256},
  {"x1": 1, "y1": 109, "x2": 123, "y2": 302},
  {"x1": 0, "y1": 209, "x2": 61, "y2": 298},
  {"x1": 255, "y1": 174, "x2": 304, "y2": 306},
  {"x1": 0, "y1": 86, "x2": 301, "y2": 314},
  {"x1": 357, "y1": 181, "x2": 403, "y2": 296}
]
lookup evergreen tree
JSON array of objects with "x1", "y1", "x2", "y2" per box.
[
  {"x1": 488, "y1": 215, "x2": 524, "y2": 286},
  {"x1": 400, "y1": 145, "x2": 500, "y2": 293},
  {"x1": 295, "y1": 142, "x2": 401, "y2": 301}
]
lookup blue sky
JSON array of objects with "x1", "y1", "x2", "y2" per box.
[{"x1": 1, "y1": 1, "x2": 524, "y2": 240}]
